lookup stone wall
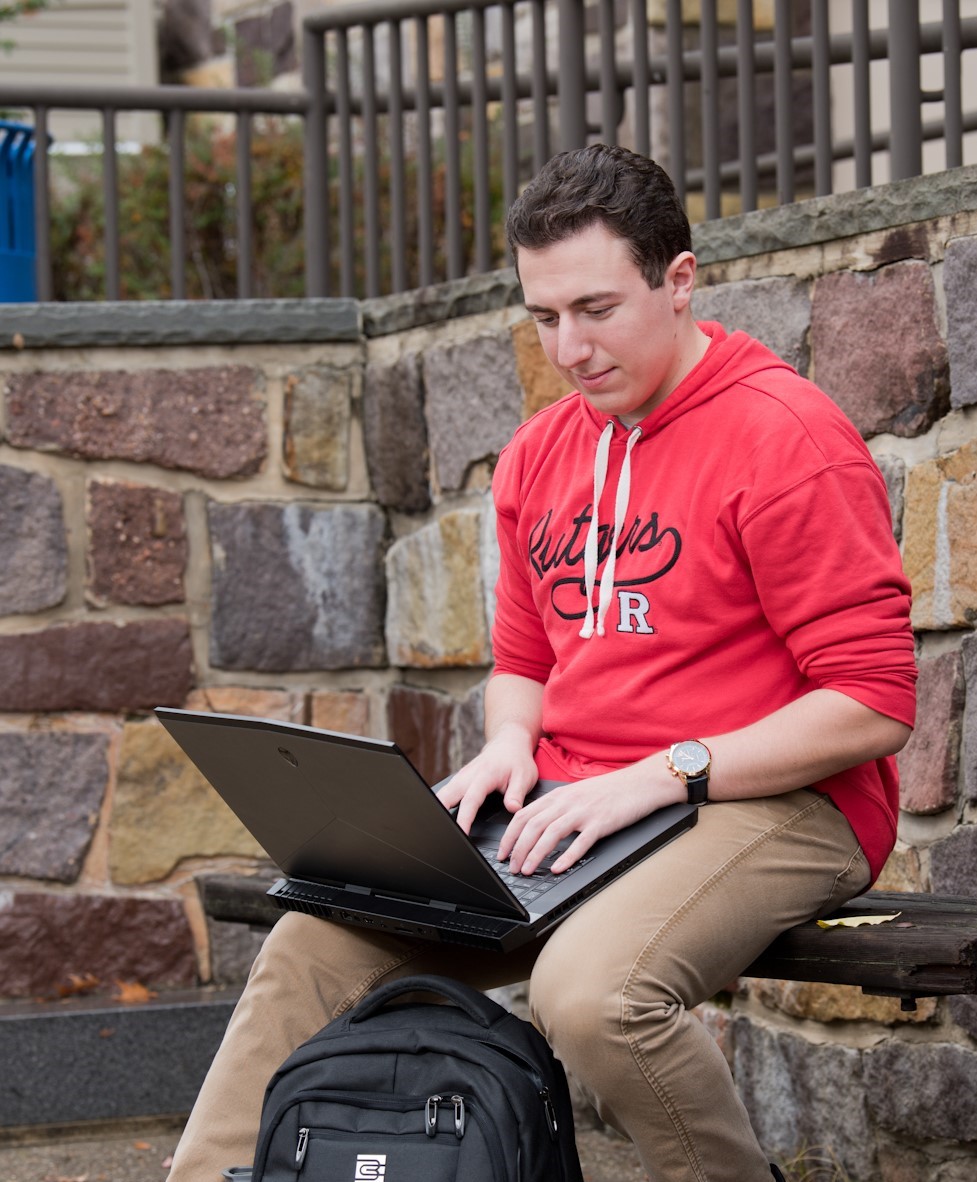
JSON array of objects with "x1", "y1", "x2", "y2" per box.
[{"x1": 1, "y1": 166, "x2": 977, "y2": 1177}]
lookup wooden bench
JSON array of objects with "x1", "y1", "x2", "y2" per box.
[{"x1": 198, "y1": 875, "x2": 977, "y2": 1012}]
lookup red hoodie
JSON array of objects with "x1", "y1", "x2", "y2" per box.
[{"x1": 490, "y1": 323, "x2": 917, "y2": 881}]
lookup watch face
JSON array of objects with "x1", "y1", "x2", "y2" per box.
[{"x1": 670, "y1": 740, "x2": 710, "y2": 776}]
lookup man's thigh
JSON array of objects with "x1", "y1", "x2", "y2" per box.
[{"x1": 531, "y1": 788, "x2": 869, "y2": 1010}]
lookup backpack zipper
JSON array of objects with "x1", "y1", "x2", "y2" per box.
[{"x1": 424, "y1": 1094, "x2": 467, "y2": 1139}]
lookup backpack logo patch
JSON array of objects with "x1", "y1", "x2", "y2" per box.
[{"x1": 354, "y1": 1153, "x2": 387, "y2": 1180}]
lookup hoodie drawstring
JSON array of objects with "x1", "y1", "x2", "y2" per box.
[{"x1": 579, "y1": 421, "x2": 642, "y2": 639}]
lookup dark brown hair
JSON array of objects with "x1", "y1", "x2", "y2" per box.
[{"x1": 504, "y1": 144, "x2": 691, "y2": 290}]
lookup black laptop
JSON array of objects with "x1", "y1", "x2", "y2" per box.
[{"x1": 155, "y1": 708, "x2": 697, "y2": 953}]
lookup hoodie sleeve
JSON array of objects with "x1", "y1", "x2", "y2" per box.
[
  {"x1": 739, "y1": 456, "x2": 917, "y2": 729},
  {"x1": 489, "y1": 442, "x2": 557, "y2": 685}
]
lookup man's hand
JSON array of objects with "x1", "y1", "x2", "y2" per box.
[
  {"x1": 498, "y1": 766, "x2": 682, "y2": 876},
  {"x1": 436, "y1": 723, "x2": 539, "y2": 834}
]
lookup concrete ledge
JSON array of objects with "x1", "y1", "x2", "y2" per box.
[
  {"x1": 0, "y1": 986, "x2": 240, "y2": 1128},
  {"x1": 0, "y1": 298, "x2": 361, "y2": 350}
]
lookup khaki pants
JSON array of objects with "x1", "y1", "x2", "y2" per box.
[{"x1": 167, "y1": 790, "x2": 869, "y2": 1182}]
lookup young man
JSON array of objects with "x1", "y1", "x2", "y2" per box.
[{"x1": 167, "y1": 145, "x2": 916, "y2": 1182}]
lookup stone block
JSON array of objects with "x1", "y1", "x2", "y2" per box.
[
  {"x1": 929, "y1": 824, "x2": 977, "y2": 898},
  {"x1": 732, "y1": 1017, "x2": 875, "y2": 1181},
  {"x1": 422, "y1": 333, "x2": 523, "y2": 490},
  {"x1": 811, "y1": 262, "x2": 949, "y2": 437},
  {"x1": 310, "y1": 689, "x2": 370, "y2": 735},
  {"x1": 897, "y1": 650, "x2": 964, "y2": 815},
  {"x1": 511, "y1": 318, "x2": 573, "y2": 420},
  {"x1": 0, "y1": 464, "x2": 67, "y2": 614},
  {"x1": 962, "y1": 631, "x2": 977, "y2": 804},
  {"x1": 110, "y1": 720, "x2": 264, "y2": 885},
  {"x1": 693, "y1": 274, "x2": 812, "y2": 376},
  {"x1": 385, "y1": 510, "x2": 490, "y2": 668},
  {"x1": 0, "y1": 987, "x2": 239, "y2": 1126},
  {"x1": 880, "y1": 1145, "x2": 977, "y2": 1182},
  {"x1": 903, "y1": 439, "x2": 977, "y2": 630},
  {"x1": 362, "y1": 353, "x2": 431, "y2": 512},
  {"x1": 0, "y1": 730, "x2": 109, "y2": 883},
  {"x1": 874, "y1": 841, "x2": 925, "y2": 893},
  {"x1": 452, "y1": 679, "x2": 488, "y2": 767},
  {"x1": 207, "y1": 917, "x2": 269, "y2": 986},
  {"x1": 0, "y1": 618, "x2": 193, "y2": 712},
  {"x1": 283, "y1": 365, "x2": 352, "y2": 490},
  {"x1": 386, "y1": 685, "x2": 454, "y2": 787},
  {"x1": 750, "y1": 977, "x2": 935, "y2": 1024},
  {"x1": 0, "y1": 891, "x2": 196, "y2": 1000},
  {"x1": 208, "y1": 501, "x2": 387, "y2": 671},
  {"x1": 944, "y1": 234, "x2": 977, "y2": 409},
  {"x1": 185, "y1": 686, "x2": 306, "y2": 723},
  {"x1": 948, "y1": 994, "x2": 977, "y2": 1042},
  {"x1": 4, "y1": 366, "x2": 267, "y2": 479},
  {"x1": 86, "y1": 478, "x2": 187, "y2": 606},
  {"x1": 864, "y1": 1040, "x2": 977, "y2": 1141},
  {"x1": 875, "y1": 453, "x2": 906, "y2": 542}
]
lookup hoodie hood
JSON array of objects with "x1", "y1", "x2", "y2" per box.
[
  {"x1": 576, "y1": 321, "x2": 798, "y2": 442},
  {"x1": 573, "y1": 321, "x2": 797, "y2": 637}
]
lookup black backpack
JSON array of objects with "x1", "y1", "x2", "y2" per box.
[{"x1": 250, "y1": 973, "x2": 585, "y2": 1182}]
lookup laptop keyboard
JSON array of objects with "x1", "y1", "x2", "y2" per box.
[{"x1": 475, "y1": 844, "x2": 594, "y2": 906}]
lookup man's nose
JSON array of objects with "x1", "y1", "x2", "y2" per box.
[{"x1": 556, "y1": 319, "x2": 593, "y2": 370}]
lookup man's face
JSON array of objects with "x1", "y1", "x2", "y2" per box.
[{"x1": 518, "y1": 222, "x2": 699, "y2": 425}]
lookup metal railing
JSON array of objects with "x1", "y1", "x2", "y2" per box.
[{"x1": 0, "y1": 0, "x2": 974, "y2": 303}]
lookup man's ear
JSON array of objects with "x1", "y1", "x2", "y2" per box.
[{"x1": 666, "y1": 251, "x2": 697, "y2": 311}]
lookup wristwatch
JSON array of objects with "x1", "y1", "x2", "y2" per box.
[{"x1": 666, "y1": 740, "x2": 712, "y2": 805}]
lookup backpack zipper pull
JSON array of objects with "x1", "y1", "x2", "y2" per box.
[
  {"x1": 451, "y1": 1094, "x2": 466, "y2": 1139},
  {"x1": 425, "y1": 1095, "x2": 443, "y2": 1138},
  {"x1": 540, "y1": 1087, "x2": 558, "y2": 1137},
  {"x1": 295, "y1": 1126, "x2": 310, "y2": 1167}
]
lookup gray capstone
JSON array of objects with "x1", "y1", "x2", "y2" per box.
[
  {"x1": 208, "y1": 501, "x2": 387, "y2": 671},
  {"x1": 0, "y1": 731, "x2": 109, "y2": 882},
  {"x1": 422, "y1": 333, "x2": 523, "y2": 491},
  {"x1": 944, "y1": 235, "x2": 977, "y2": 409},
  {"x1": 0, "y1": 464, "x2": 68, "y2": 614},
  {"x1": 0, "y1": 989, "x2": 240, "y2": 1126},
  {"x1": 692, "y1": 276, "x2": 812, "y2": 376},
  {"x1": 731, "y1": 1016, "x2": 876, "y2": 1182},
  {"x1": 864, "y1": 1041, "x2": 977, "y2": 1141}
]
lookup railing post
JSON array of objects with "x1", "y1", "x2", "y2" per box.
[
  {"x1": 557, "y1": 0, "x2": 587, "y2": 151},
  {"x1": 888, "y1": 0, "x2": 922, "y2": 180},
  {"x1": 33, "y1": 106, "x2": 52, "y2": 301},
  {"x1": 303, "y1": 23, "x2": 329, "y2": 298}
]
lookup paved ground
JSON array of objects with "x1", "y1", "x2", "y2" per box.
[{"x1": 0, "y1": 1119, "x2": 649, "y2": 1182}]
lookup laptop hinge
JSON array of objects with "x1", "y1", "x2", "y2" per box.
[{"x1": 427, "y1": 899, "x2": 459, "y2": 912}]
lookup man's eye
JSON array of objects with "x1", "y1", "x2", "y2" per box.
[
  {"x1": 589, "y1": 306, "x2": 612, "y2": 317},
  {"x1": 534, "y1": 315, "x2": 557, "y2": 327}
]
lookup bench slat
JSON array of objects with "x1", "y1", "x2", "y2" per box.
[{"x1": 197, "y1": 878, "x2": 977, "y2": 1000}]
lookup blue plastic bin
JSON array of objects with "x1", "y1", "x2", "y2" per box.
[{"x1": 0, "y1": 120, "x2": 39, "y2": 302}]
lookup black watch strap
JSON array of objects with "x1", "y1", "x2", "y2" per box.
[{"x1": 685, "y1": 771, "x2": 709, "y2": 806}]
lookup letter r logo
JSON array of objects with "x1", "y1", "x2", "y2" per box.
[{"x1": 616, "y1": 590, "x2": 655, "y2": 634}]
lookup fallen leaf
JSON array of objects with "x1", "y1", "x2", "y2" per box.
[
  {"x1": 133, "y1": 1140, "x2": 152, "y2": 1150},
  {"x1": 57, "y1": 973, "x2": 100, "y2": 998},
  {"x1": 817, "y1": 912, "x2": 901, "y2": 929},
  {"x1": 112, "y1": 979, "x2": 158, "y2": 1004}
]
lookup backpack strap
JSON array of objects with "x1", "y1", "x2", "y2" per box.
[{"x1": 350, "y1": 974, "x2": 505, "y2": 1029}]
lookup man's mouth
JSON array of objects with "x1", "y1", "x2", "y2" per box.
[{"x1": 574, "y1": 367, "x2": 614, "y2": 388}]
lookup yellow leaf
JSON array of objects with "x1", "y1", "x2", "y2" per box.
[{"x1": 816, "y1": 912, "x2": 901, "y2": 929}]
